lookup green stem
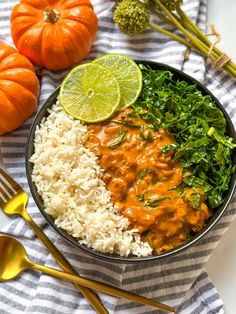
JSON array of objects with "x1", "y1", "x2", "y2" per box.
[
  {"x1": 148, "y1": 23, "x2": 193, "y2": 48},
  {"x1": 176, "y1": 8, "x2": 236, "y2": 73},
  {"x1": 177, "y1": 8, "x2": 210, "y2": 45},
  {"x1": 146, "y1": 0, "x2": 236, "y2": 75},
  {"x1": 154, "y1": 2, "x2": 207, "y2": 54},
  {"x1": 154, "y1": 0, "x2": 236, "y2": 77},
  {"x1": 147, "y1": 4, "x2": 174, "y2": 26},
  {"x1": 44, "y1": 7, "x2": 60, "y2": 23}
]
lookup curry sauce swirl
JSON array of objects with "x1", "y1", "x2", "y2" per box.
[{"x1": 85, "y1": 109, "x2": 210, "y2": 254}]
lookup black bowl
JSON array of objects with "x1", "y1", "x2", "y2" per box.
[{"x1": 26, "y1": 61, "x2": 236, "y2": 263}]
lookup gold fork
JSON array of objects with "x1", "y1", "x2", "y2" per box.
[{"x1": 0, "y1": 167, "x2": 108, "y2": 314}]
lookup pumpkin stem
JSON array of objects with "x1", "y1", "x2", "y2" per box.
[{"x1": 44, "y1": 7, "x2": 60, "y2": 23}]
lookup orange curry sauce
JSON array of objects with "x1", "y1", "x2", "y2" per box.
[{"x1": 85, "y1": 109, "x2": 210, "y2": 254}]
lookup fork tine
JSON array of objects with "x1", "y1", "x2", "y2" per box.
[
  {"x1": 0, "y1": 191, "x2": 7, "y2": 204},
  {"x1": 0, "y1": 168, "x2": 23, "y2": 193},
  {"x1": 0, "y1": 174, "x2": 16, "y2": 196},
  {"x1": 0, "y1": 171, "x2": 16, "y2": 206},
  {"x1": 0, "y1": 181, "x2": 12, "y2": 200}
]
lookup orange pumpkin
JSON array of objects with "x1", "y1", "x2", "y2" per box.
[
  {"x1": 11, "y1": 0, "x2": 98, "y2": 71},
  {"x1": 0, "y1": 42, "x2": 39, "y2": 136}
]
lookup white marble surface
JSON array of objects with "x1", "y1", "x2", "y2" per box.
[
  {"x1": 205, "y1": 1, "x2": 236, "y2": 314},
  {"x1": 207, "y1": 0, "x2": 236, "y2": 62},
  {"x1": 0, "y1": 0, "x2": 236, "y2": 313}
]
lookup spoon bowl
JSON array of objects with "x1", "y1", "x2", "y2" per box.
[{"x1": 0, "y1": 236, "x2": 29, "y2": 281}]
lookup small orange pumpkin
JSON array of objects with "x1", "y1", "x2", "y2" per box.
[
  {"x1": 0, "y1": 42, "x2": 39, "y2": 136},
  {"x1": 11, "y1": 0, "x2": 98, "y2": 71}
]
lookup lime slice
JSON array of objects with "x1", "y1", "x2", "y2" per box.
[
  {"x1": 94, "y1": 54, "x2": 142, "y2": 109},
  {"x1": 59, "y1": 63, "x2": 121, "y2": 123}
]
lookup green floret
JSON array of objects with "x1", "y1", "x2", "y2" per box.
[
  {"x1": 159, "y1": 0, "x2": 183, "y2": 11},
  {"x1": 113, "y1": 0, "x2": 149, "y2": 35}
]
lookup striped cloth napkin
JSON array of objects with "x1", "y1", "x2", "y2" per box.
[{"x1": 0, "y1": 0, "x2": 236, "y2": 313}]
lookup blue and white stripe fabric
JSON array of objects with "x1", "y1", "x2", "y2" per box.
[{"x1": 0, "y1": 0, "x2": 235, "y2": 313}]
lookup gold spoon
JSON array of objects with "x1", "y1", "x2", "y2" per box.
[{"x1": 0, "y1": 236, "x2": 175, "y2": 312}]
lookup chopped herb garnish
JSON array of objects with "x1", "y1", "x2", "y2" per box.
[
  {"x1": 107, "y1": 128, "x2": 128, "y2": 148},
  {"x1": 148, "y1": 238, "x2": 154, "y2": 248},
  {"x1": 127, "y1": 112, "x2": 137, "y2": 118},
  {"x1": 144, "y1": 197, "x2": 169, "y2": 207},
  {"x1": 138, "y1": 194, "x2": 145, "y2": 202},
  {"x1": 139, "y1": 168, "x2": 157, "y2": 184},
  {"x1": 183, "y1": 191, "x2": 201, "y2": 210},
  {"x1": 142, "y1": 228, "x2": 157, "y2": 237},
  {"x1": 191, "y1": 193, "x2": 201, "y2": 210},
  {"x1": 185, "y1": 231, "x2": 192, "y2": 240},
  {"x1": 169, "y1": 183, "x2": 185, "y2": 193},
  {"x1": 140, "y1": 124, "x2": 154, "y2": 142},
  {"x1": 162, "y1": 143, "x2": 178, "y2": 154},
  {"x1": 111, "y1": 119, "x2": 140, "y2": 128},
  {"x1": 148, "y1": 123, "x2": 159, "y2": 132}
]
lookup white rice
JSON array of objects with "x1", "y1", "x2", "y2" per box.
[{"x1": 30, "y1": 102, "x2": 152, "y2": 257}]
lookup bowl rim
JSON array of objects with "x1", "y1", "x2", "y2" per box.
[{"x1": 25, "y1": 60, "x2": 236, "y2": 263}]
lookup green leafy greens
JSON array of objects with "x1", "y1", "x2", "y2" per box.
[
  {"x1": 107, "y1": 128, "x2": 128, "y2": 148},
  {"x1": 133, "y1": 64, "x2": 236, "y2": 209}
]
